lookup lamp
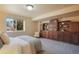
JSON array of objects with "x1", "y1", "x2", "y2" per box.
[{"x1": 25, "y1": 4, "x2": 34, "y2": 11}]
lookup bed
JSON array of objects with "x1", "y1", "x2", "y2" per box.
[
  {"x1": 14, "y1": 35, "x2": 42, "y2": 53},
  {"x1": 9, "y1": 37, "x2": 34, "y2": 54},
  {"x1": 0, "y1": 32, "x2": 42, "y2": 54},
  {"x1": 0, "y1": 44, "x2": 22, "y2": 54}
]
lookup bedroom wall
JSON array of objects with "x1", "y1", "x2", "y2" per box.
[
  {"x1": 0, "y1": 12, "x2": 6, "y2": 31},
  {"x1": 0, "y1": 12, "x2": 38, "y2": 37}
]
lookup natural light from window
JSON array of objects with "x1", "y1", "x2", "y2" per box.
[{"x1": 6, "y1": 17, "x2": 25, "y2": 32}]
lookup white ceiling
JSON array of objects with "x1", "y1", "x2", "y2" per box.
[{"x1": 0, "y1": 4, "x2": 73, "y2": 18}]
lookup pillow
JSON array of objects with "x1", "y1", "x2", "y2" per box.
[{"x1": 0, "y1": 32, "x2": 9, "y2": 44}]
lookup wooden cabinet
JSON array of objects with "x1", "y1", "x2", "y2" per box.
[
  {"x1": 40, "y1": 31, "x2": 58, "y2": 39},
  {"x1": 70, "y1": 22, "x2": 79, "y2": 32},
  {"x1": 48, "y1": 20, "x2": 58, "y2": 31},
  {"x1": 48, "y1": 31, "x2": 53, "y2": 39},
  {"x1": 58, "y1": 32, "x2": 72, "y2": 43},
  {"x1": 48, "y1": 31, "x2": 58, "y2": 40},
  {"x1": 40, "y1": 19, "x2": 79, "y2": 45},
  {"x1": 63, "y1": 32, "x2": 71, "y2": 43},
  {"x1": 40, "y1": 19, "x2": 58, "y2": 39},
  {"x1": 59, "y1": 21, "x2": 79, "y2": 32},
  {"x1": 59, "y1": 21, "x2": 72, "y2": 32},
  {"x1": 58, "y1": 32, "x2": 64, "y2": 41},
  {"x1": 40, "y1": 31, "x2": 49, "y2": 38}
]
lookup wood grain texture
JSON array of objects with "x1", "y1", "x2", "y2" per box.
[{"x1": 40, "y1": 19, "x2": 79, "y2": 45}]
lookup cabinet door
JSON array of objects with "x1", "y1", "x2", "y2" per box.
[
  {"x1": 69, "y1": 22, "x2": 79, "y2": 32},
  {"x1": 48, "y1": 31, "x2": 53, "y2": 39},
  {"x1": 48, "y1": 31, "x2": 58, "y2": 40},
  {"x1": 40, "y1": 31, "x2": 46, "y2": 38},
  {"x1": 53, "y1": 31, "x2": 58, "y2": 40},
  {"x1": 45, "y1": 31, "x2": 49, "y2": 38},
  {"x1": 58, "y1": 32, "x2": 64, "y2": 41},
  {"x1": 71, "y1": 33, "x2": 79, "y2": 45},
  {"x1": 63, "y1": 32, "x2": 71, "y2": 43}
]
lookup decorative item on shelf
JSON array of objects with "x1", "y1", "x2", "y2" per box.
[
  {"x1": 61, "y1": 22, "x2": 64, "y2": 25},
  {"x1": 43, "y1": 23, "x2": 48, "y2": 30},
  {"x1": 61, "y1": 29, "x2": 65, "y2": 32},
  {"x1": 59, "y1": 24, "x2": 62, "y2": 27},
  {"x1": 59, "y1": 21, "x2": 70, "y2": 32},
  {"x1": 34, "y1": 32, "x2": 40, "y2": 38},
  {"x1": 63, "y1": 25, "x2": 67, "y2": 28}
]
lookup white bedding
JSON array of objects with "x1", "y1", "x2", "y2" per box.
[
  {"x1": 15, "y1": 35, "x2": 42, "y2": 53},
  {"x1": 0, "y1": 44, "x2": 22, "y2": 54},
  {"x1": 9, "y1": 37, "x2": 35, "y2": 54},
  {"x1": 0, "y1": 32, "x2": 42, "y2": 54}
]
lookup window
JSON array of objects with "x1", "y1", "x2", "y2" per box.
[{"x1": 6, "y1": 17, "x2": 25, "y2": 32}]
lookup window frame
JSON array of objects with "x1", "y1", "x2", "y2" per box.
[{"x1": 6, "y1": 17, "x2": 25, "y2": 32}]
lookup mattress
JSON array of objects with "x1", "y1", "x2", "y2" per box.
[{"x1": 15, "y1": 35, "x2": 42, "y2": 53}]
